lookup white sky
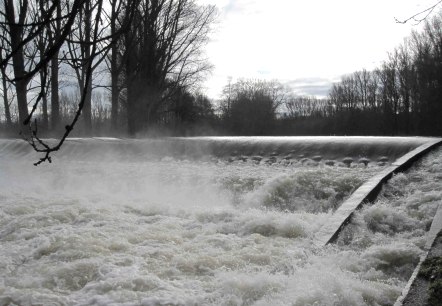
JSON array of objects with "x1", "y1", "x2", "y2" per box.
[{"x1": 196, "y1": 0, "x2": 437, "y2": 99}]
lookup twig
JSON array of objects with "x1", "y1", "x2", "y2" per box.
[
  {"x1": 395, "y1": 0, "x2": 442, "y2": 25},
  {"x1": 23, "y1": 0, "x2": 104, "y2": 166}
]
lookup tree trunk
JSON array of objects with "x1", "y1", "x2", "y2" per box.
[
  {"x1": 83, "y1": 74, "x2": 92, "y2": 130},
  {"x1": 5, "y1": 0, "x2": 29, "y2": 130},
  {"x1": 126, "y1": 80, "x2": 139, "y2": 136},
  {"x1": 39, "y1": 68, "x2": 49, "y2": 130},
  {"x1": 111, "y1": 62, "x2": 119, "y2": 131},
  {"x1": 51, "y1": 55, "x2": 60, "y2": 129},
  {"x1": 37, "y1": 37, "x2": 49, "y2": 130},
  {"x1": 126, "y1": 78, "x2": 146, "y2": 136},
  {"x1": 1, "y1": 66, "x2": 12, "y2": 126},
  {"x1": 15, "y1": 81, "x2": 29, "y2": 128},
  {"x1": 81, "y1": 2, "x2": 93, "y2": 132},
  {"x1": 50, "y1": 2, "x2": 61, "y2": 131},
  {"x1": 110, "y1": 1, "x2": 119, "y2": 131}
]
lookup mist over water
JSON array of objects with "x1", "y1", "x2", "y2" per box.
[{"x1": 0, "y1": 137, "x2": 440, "y2": 305}]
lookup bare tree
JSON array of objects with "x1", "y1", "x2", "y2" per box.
[
  {"x1": 396, "y1": 45, "x2": 414, "y2": 133},
  {"x1": 1, "y1": 0, "x2": 88, "y2": 136},
  {"x1": 124, "y1": 0, "x2": 216, "y2": 135},
  {"x1": 285, "y1": 96, "x2": 330, "y2": 118},
  {"x1": 28, "y1": 0, "x2": 108, "y2": 164},
  {"x1": 220, "y1": 79, "x2": 286, "y2": 135},
  {"x1": 0, "y1": 0, "x2": 105, "y2": 164},
  {"x1": 0, "y1": 0, "x2": 215, "y2": 164},
  {"x1": 107, "y1": 0, "x2": 125, "y2": 131},
  {"x1": 66, "y1": 0, "x2": 99, "y2": 131},
  {"x1": 354, "y1": 69, "x2": 371, "y2": 110},
  {"x1": 35, "y1": 0, "x2": 51, "y2": 130},
  {"x1": 48, "y1": 0, "x2": 62, "y2": 130},
  {"x1": 2, "y1": 0, "x2": 31, "y2": 130},
  {"x1": 0, "y1": 47, "x2": 13, "y2": 126}
]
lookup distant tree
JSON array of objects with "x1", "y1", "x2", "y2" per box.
[
  {"x1": 66, "y1": 0, "x2": 103, "y2": 131},
  {"x1": 412, "y1": 15, "x2": 442, "y2": 133},
  {"x1": 169, "y1": 89, "x2": 214, "y2": 127},
  {"x1": 354, "y1": 69, "x2": 371, "y2": 110},
  {"x1": 221, "y1": 79, "x2": 286, "y2": 135},
  {"x1": 396, "y1": 45, "x2": 414, "y2": 133},
  {"x1": 59, "y1": 90, "x2": 78, "y2": 122},
  {"x1": 91, "y1": 91, "x2": 111, "y2": 130},
  {"x1": 327, "y1": 12, "x2": 442, "y2": 136},
  {"x1": 285, "y1": 96, "x2": 331, "y2": 118},
  {"x1": 193, "y1": 93, "x2": 215, "y2": 121}
]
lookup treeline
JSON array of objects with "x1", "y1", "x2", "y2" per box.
[
  {"x1": 1, "y1": 2, "x2": 442, "y2": 140},
  {"x1": 215, "y1": 78, "x2": 333, "y2": 136},
  {"x1": 0, "y1": 0, "x2": 217, "y2": 139},
  {"x1": 327, "y1": 14, "x2": 442, "y2": 135},
  {"x1": 217, "y1": 12, "x2": 442, "y2": 136}
]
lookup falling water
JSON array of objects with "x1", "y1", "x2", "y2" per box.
[{"x1": 0, "y1": 137, "x2": 440, "y2": 305}]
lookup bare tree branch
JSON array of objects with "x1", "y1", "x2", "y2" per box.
[
  {"x1": 395, "y1": 0, "x2": 442, "y2": 24},
  {"x1": 25, "y1": 0, "x2": 104, "y2": 166}
]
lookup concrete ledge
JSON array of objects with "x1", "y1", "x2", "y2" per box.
[
  {"x1": 0, "y1": 137, "x2": 435, "y2": 162},
  {"x1": 314, "y1": 138, "x2": 442, "y2": 247},
  {"x1": 394, "y1": 203, "x2": 442, "y2": 306}
]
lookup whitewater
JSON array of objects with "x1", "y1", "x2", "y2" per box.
[{"x1": 0, "y1": 137, "x2": 441, "y2": 305}]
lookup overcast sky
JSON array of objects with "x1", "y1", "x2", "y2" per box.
[{"x1": 196, "y1": 0, "x2": 436, "y2": 99}]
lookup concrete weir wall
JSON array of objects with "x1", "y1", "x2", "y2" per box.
[
  {"x1": 312, "y1": 138, "x2": 442, "y2": 305},
  {"x1": 314, "y1": 138, "x2": 442, "y2": 247},
  {"x1": 395, "y1": 204, "x2": 442, "y2": 306},
  {"x1": 0, "y1": 136, "x2": 435, "y2": 162}
]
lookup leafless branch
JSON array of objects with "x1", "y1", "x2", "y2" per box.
[
  {"x1": 24, "y1": 0, "x2": 103, "y2": 166},
  {"x1": 395, "y1": 0, "x2": 442, "y2": 24}
]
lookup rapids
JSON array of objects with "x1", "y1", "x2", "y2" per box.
[{"x1": 0, "y1": 137, "x2": 440, "y2": 305}]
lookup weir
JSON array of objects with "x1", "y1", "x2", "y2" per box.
[
  {"x1": 314, "y1": 138, "x2": 442, "y2": 246},
  {"x1": 1, "y1": 136, "x2": 441, "y2": 305},
  {"x1": 0, "y1": 136, "x2": 436, "y2": 163},
  {"x1": 395, "y1": 204, "x2": 442, "y2": 306}
]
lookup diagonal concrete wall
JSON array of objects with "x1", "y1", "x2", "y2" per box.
[
  {"x1": 314, "y1": 138, "x2": 442, "y2": 247},
  {"x1": 394, "y1": 204, "x2": 442, "y2": 306}
]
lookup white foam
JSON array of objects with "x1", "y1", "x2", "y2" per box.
[{"x1": 1, "y1": 145, "x2": 441, "y2": 305}]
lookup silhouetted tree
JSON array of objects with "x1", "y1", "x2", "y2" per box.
[
  {"x1": 49, "y1": 0, "x2": 62, "y2": 130},
  {"x1": 220, "y1": 79, "x2": 286, "y2": 135},
  {"x1": 284, "y1": 96, "x2": 331, "y2": 118},
  {"x1": 0, "y1": 50, "x2": 13, "y2": 127},
  {"x1": 2, "y1": 0, "x2": 31, "y2": 130},
  {"x1": 123, "y1": 0, "x2": 216, "y2": 135},
  {"x1": 327, "y1": 12, "x2": 442, "y2": 136},
  {"x1": 108, "y1": 0, "x2": 125, "y2": 131},
  {"x1": 0, "y1": 0, "x2": 143, "y2": 164}
]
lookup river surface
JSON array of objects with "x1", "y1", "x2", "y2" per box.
[{"x1": 0, "y1": 137, "x2": 440, "y2": 305}]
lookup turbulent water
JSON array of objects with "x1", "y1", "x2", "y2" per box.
[{"x1": 0, "y1": 137, "x2": 440, "y2": 306}]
